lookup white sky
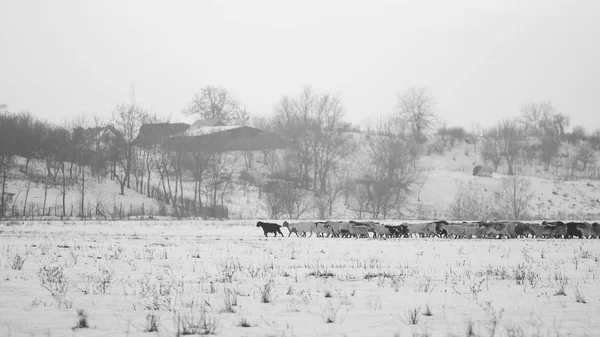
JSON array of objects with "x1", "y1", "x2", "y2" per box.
[{"x1": 1, "y1": 0, "x2": 599, "y2": 129}]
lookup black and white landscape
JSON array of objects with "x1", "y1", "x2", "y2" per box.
[{"x1": 1, "y1": 1, "x2": 599, "y2": 336}]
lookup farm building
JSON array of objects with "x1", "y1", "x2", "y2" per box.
[{"x1": 135, "y1": 120, "x2": 288, "y2": 152}]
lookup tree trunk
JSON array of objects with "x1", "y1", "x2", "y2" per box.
[
  {"x1": 0, "y1": 166, "x2": 6, "y2": 218},
  {"x1": 80, "y1": 165, "x2": 85, "y2": 218},
  {"x1": 61, "y1": 162, "x2": 67, "y2": 217},
  {"x1": 23, "y1": 179, "x2": 31, "y2": 216}
]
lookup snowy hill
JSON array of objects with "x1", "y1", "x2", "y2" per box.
[{"x1": 2, "y1": 136, "x2": 599, "y2": 221}]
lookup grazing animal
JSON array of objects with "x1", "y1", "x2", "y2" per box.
[
  {"x1": 313, "y1": 222, "x2": 332, "y2": 237},
  {"x1": 478, "y1": 221, "x2": 511, "y2": 239},
  {"x1": 350, "y1": 220, "x2": 380, "y2": 227},
  {"x1": 506, "y1": 222, "x2": 535, "y2": 238},
  {"x1": 432, "y1": 221, "x2": 449, "y2": 237},
  {"x1": 565, "y1": 222, "x2": 586, "y2": 239},
  {"x1": 326, "y1": 221, "x2": 353, "y2": 238},
  {"x1": 372, "y1": 224, "x2": 391, "y2": 238},
  {"x1": 349, "y1": 224, "x2": 370, "y2": 238},
  {"x1": 384, "y1": 225, "x2": 409, "y2": 238},
  {"x1": 529, "y1": 223, "x2": 556, "y2": 238},
  {"x1": 590, "y1": 222, "x2": 600, "y2": 238},
  {"x1": 463, "y1": 225, "x2": 484, "y2": 239},
  {"x1": 282, "y1": 221, "x2": 316, "y2": 237},
  {"x1": 441, "y1": 224, "x2": 465, "y2": 239},
  {"x1": 256, "y1": 221, "x2": 284, "y2": 237},
  {"x1": 403, "y1": 222, "x2": 439, "y2": 238}
]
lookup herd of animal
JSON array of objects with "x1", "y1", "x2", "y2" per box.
[{"x1": 255, "y1": 220, "x2": 600, "y2": 239}]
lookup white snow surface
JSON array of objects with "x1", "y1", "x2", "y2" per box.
[
  {"x1": 1, "y1": 220, "x2": 600, "y2": 337},
  {"x1": 178, "y1": 126, "x2": 240, "y2": 137}
]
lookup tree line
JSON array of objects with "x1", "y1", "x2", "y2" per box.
[{"x1": 1, "y1": 88, "x2": 598, "y2": 220}]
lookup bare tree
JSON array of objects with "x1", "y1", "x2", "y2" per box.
[
  {"x1": 487, "y1": 119, "x2": 525, "y2": 176},
  {"x1": 397, "y1": 87, "x2": 437, "y2": 143},
  {"x1": 568, "y1": 125, "x2": 587, "y2": 145},
  {"x1": 112, "y1": 104, "x2": 148, "y2": 195},
  {"x1": 344, "y1": 179, "x2": 370, "y2": 219},
  {"x1": 576, "y1": 141, "x2": 596, "y2": 170},
  {"x1": 450, "y1": 181, "x2": 492, "y2": 220},
  {"x1": 0, "y1": 110, "x2": 16, "y2": 218},
  {"x1": 468, "y1": 122, "x2": 483, "y2": 153},
  {"x1": 539, "y1": 137, "x2": 560, "y2": 171},
  {"x1": 480, "y1": 135, "x2": 502, "y2": 171},
  {"x1": 361, "y1": 115, "x2": 421, "y2": 218},
  {"x1": 521, "y1": 102, "x2": 555, "y2": 137},
  {"x1": 262, "y1": 180, "x2": 311, "y2": 219},
  {"x1": 184, "y1": 86, "x2": 248, "y2": 125},
  {"x1": 273, "y1": 87, "x2": 355, "y2": 191},
  {"x1": 591, "y1": 129, "x2": 600, "y2": 151},
  {"x1": 494, "y1": 172, "x2": 533, "y2": 220}
]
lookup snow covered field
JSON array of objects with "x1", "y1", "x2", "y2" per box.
[{"x1": 1, "y1": 221, "x2": 600, "y2": 337}]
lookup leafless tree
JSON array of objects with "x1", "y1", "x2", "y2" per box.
[
  {"x1": 494, "y1": 172, "x2": 533, "y2": 220},
  {"x1": 539, "y1": 137, "x2": 560, "y2": 171},
  {"x1": 397, "y1": 87, "x2": 437, "y2": 143},
  {"x1": 360, "y1": 115, "x2": 421, "y2": 218},
  {"x1": 486, "y1": 119, "x2": 525, "y2": 175},
  {"x1": 576, "y1": 141, "x2": 596, "y2": 170},
  {"x1": 480, "y1": 135, "x2": 502, "y2": 171},
  {"x1": 591, "y1": 129, "x2": 600, "y2": 151},
  {"x1": 273, "y1": 87, "x2": 355, "y2": 191},
  {"x1": 468, "y1": 122, "x2": 483, "y2": 153},
  {"x1": 184, "y1": 86, "x2": 248, "y2": 125},
  {"x1": 112, "y1": 104, "x2": 148, "y2": 195},
  {"x1": 568, "y1": 125, "x2": 587, "y2": 145},
  {"x1": 0, "y1": 110, "x2": 16, "y2": 218},
  {"x1": 344, "y1": 179, "x2": 371, "y2": 219},
  {"x1": 450, "y1": 181, "x2": 492, "y2": 220}
]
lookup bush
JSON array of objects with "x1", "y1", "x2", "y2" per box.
[
  {"x1": 11, "y1": 253, "x2": 26, "y2": 270},
  {"x1": 73, "y1": 309, "x2": 89, "y2": 329},
  {"x1": 38, "y1": 265, "x2": 71, "y2": 309},
  {"x1": 494, "y1": 173, "x2": 533, "y2": 220},
  {"x1": 450, "y1": 181, "x2": 493, "y2": 220},
  {"x1": 403, "y1": 307, "x2": 420, "y2": 325},
  {"x1": 258, "y1": 280, "x2": 274, "y2": 303}
]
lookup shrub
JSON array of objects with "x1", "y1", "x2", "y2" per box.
[
  {"x1": 258, "y1": 280, "x2": 274, "y2": 304},
  {"x1": 414, "y1": 275, "x2": 434, "y2": 293},
  {"x1": 222, "y1": 288, "x2": 238, "y2": 313},
  {"x1": 38, "y1": 265, "x2": 71, "y2": 309},
  {"x1": 73, "y1": 309, "x2": 89, "y2": 329},
  {"x1": 145, "y1": 312, "x2": 159, "y2": 332},
  {"x1": 574, "y1": 286, "x2": 587, "y2": 303},
  {"x1": 236, "y1": 317, "x2": 252, "y2": 328},
  {"x1": 176, "y1": 309, "x2": 219, "y2": 335},
  {"x1": 11, "y1": 253, "x2": 26, "y2": 270},
  {"x1": 403, "y1": 307, "x2": 420, "y2": 325},
  {"x1": 422, "y1": 305, "x2": 433, "y2": 316},
  {"x1": 323, "y1": 301, "x2": 344, "y2": 324}
]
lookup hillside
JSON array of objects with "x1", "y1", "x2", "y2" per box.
[
  {"x1": 1, "y1": 157, "x2": 165, "y2": 219},
  {"x1": 2, "y1": 136, "x2": 600, "y2": 221}
]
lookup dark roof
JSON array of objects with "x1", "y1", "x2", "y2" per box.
[
  {"x1": 169, "y1": 125, "x2": 289, "y2": 152},
  {"x1": 135, "y1": 123, "x2": 191, "y2": 147},
  {"x1": 191, "y1": 119, "x2": 226, "y2": 128}
]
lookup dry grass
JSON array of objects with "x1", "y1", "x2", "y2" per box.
[{"x1": 1, "y1": 221, "x2": 599, "y2": 336}]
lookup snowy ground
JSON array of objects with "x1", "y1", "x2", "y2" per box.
[{"x1": 1, "y1": 221, "x2": 600, "y2": 337}]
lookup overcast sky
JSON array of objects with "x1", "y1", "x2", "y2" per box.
[{"x1": 1, "y1": 0, "x2": 599, "y2": 129}]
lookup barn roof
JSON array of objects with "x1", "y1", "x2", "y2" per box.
[
  {"x1": 135, "y1": 123, "x2": 191, "y2": 147},
  {"x1": 191, "y1": 119, "x2": 226, "y2": 128},
  {"x1": 169, "y1": 125, "x2": 289, "y2": 152}
]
